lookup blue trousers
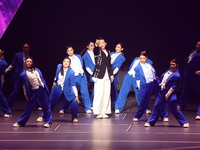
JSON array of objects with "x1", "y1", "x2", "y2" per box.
[
  {"x1": 50, "y1": 86, "x2": 78, "y2": 119},
  {"x1": 17, "y1": 87, "x2": 52, "y2": 126},
  {"x1": 8, "y1": 74, "x2": 41, "y2": 109},
  {"x1": 197, "y1": 106, "x2": 200, "y2": 116},
  {"x1": 179, "y1": 77, "x2": 200, "y2": 109},
  {"x1": 115, "y1": 74, "x2": 143, "y2": 112},
  {"x1": 8, "y1": 74, "x2": 23, "y2": 108},
  {"x1": 61, "y1": 74, "x2": 91, "y2": 111},
  {"x1": 0, "y1": 87, "x2": 11, "y2": 115},
  {"x1": 147, "y1": 92, "x2": 188, "y2": 126},
  {"x1": 134, "y1": 81, "x2": 155, "y2": 119},
  {"x1": 111, "y1": 82, "x2": 118, "y2": 104}
]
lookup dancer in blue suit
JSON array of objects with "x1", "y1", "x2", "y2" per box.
[
  {"x1": 144, "y1": 59, "x2": 189, "y2": 128},
  {"x1": 82, "y1": 41, "x2": 95, "y2": 106},
  {"x1": 110, "y1": 43, "x2": 126, "y2": 104},
  {"x1": 133, "y1": 51, "x2": 158, "y2": 121},
  {"x1": 115, "y1": 55, "x2": 153, "y2": 114},
  {"x1": 59, "y1": 46, "x2": 92, "y2": 114},
  {"x1": 0, "y1": 48, "x2": 12, "y2": 118},
  {"x1": 178, "y1": 41, "x2": 200, "y2": 115},
  {"x1": 13, "y1": 58, "x2": 52, "y2": 128},
  {"x1": 5, "y1": 43, "x2": 31, "y2": 108},
  {"x1": 38, "y1": 57, "x2": 79, "y2": 123}
]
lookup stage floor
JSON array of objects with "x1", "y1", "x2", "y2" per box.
[{"x1": 0, "y1": 100, "x2": 200, "y2": 150}]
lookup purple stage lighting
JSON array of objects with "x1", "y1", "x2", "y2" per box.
[{"x1": 0, "y1": 0, "x2": 23, "y2": 39}]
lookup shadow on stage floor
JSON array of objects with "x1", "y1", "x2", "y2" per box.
[{"x1": 0, "y1": 95, "x2": 200, "y2": 150}]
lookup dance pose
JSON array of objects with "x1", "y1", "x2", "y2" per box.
[
  {"x1": 5, "y1": 43, "x2": 31, "y2": 108},
  {"x1": 92, "y1": 38, "x2": 113, "y2": 119},
  {"x1": 144, "y1": 59, "x2": 189, "y2": 128},
  {"x1": 37, "y1": 57, "x2": 79, "y2": 123},
  {"x1": 0, "y1": 48, "x2": 12, "y2": 118},
  {"x1": 110, "y1": 42, "x2": 126, "y2": 104},
  {"x1": 82, "y1": 41, "x2": 95, "y2": 106},
  {"x1": 59, "y1": 46, "x2": 92, "y2": 114},
  {"x1": 178, "y1": 41, "x2": 200, "y2": 117},
  {"x1": 13, "y1": 58, "x2": 52, "y2": 128},
  {"x1": 114, "y1": 56, "x2": 153, "y2": 114},
  {"x1": 133, "y1": 51, "x2": 158, "y2": 121}
]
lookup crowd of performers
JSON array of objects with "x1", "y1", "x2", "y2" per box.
[{"x1": 1, "y1": 38, "x2": 200, "y2": 128}]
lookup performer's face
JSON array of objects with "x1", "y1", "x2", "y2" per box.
[
  {"x1": 139, "y1": 55, "x2": 147, "y2": 64},
  {"x1": 25, "y1": 58, "x2": 33, "y2": 68},
  {"x1": 115, "y1": 44, "x2": 123, "y2": 53},
  {"x1": 66, "y1": 47, "x2": 74, "y2": 56},
  {"x1": 98, "y1": 40, "x2": 107, "y2": 50},
  {"x1": 87, "y1": 42, "x2": 95, "y2": 51},
  {"x1": 63, "y1": 58, "x2": 70, "y2": 69},
  {"x1": 0, "y1": 49, "x2": 4, "y2": 56},
  {"x1": 170, "y1": 61, "x2": 178, "y2": 71},
  {"x1": 23, "y1": 44, "x2": 30, "y2": 54},
  {"x1": 196, "y1": 42, "x2": 200, "y2": 51}
]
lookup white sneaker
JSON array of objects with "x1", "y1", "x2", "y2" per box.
[
  {"x1": 115, "y1": 109, "x2": 120, "y2": 114},
  {"x1": 102, "y1": 114, "x2": 109, "y2": 119},
  {"x1": 163, "y1": 118, "x2": 169, "y2": 122},
  {"x1": 96, "y1": 114, "x2": 103, "y2": 119},
  {"x1": 133, "y1": 118, "x2": 139, "y2": 122},
  {"x1": 13, "y1": 123, "x2": 20, "y2": 127},
  {"x1": 195, "y1": 116, "x2": 200, "y2": 120},
  {"x1": 144, "y1": 123, "x2": 150, "y2": 127},
  {"x1": 36, "y1": 117, "x2": 44, "y2": 122},
  {"x1": 183, "y1": 123, "x2": 189, "y2": 128},
  {"x1": 86, "y1": 110, "x2": 92, "y2": 114},
  {"x1": 59, "y1": 110, "x2": 65, "y2": 114},
  {"x1": 43, "y1": 123, "x2": 51, "y2": 128},
  {"x1": 146, "y1": 110, "x2": 152, "y2": 114},
  {"x1": 4, "y1": 114, "x2": 12, "y2": 118},
  {"x1": 72, "y1": 118, "x2": 79, "y2": 123}
]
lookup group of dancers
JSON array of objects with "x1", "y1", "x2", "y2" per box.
[{"x1": 0, "y1": 38, "x2": 200, "y2": 128}]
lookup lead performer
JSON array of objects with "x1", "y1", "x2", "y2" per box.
[{"x1": 92, "y1": 38, "x2": 114, "y2": 119}]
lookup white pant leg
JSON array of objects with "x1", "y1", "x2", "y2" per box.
[
  {"x1": 93, "y1": 79, "x2": 104, "y2": 115},
  {"x1": 102, "y1": 78, "x2": 111, "y2": 115},
  {"x1": 93, "y1": 69, "x2": 111, "y2": 115}
]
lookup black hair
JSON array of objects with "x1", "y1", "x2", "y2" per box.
[
  {"x1": 98, "y1": 37, "x2": 106, "y2": 42},
  {"x1": 170, "y1": 58, "x2": 179, "y2": 65},
  {"x1": 80, "y1": 41, "x2": 95, "y2": 56},
  {"x1": 140, "y1": 50, "x2": 148, "y2": 58},
  {"x1": 60, "y1": 57, "x2": 71, "y2": 76},
  {"x1": 66, "y1": 45, "x2": 74, "y2": 51},
  {"x1": 116, "y1": 42, "x2": 124, "y2": 49}
]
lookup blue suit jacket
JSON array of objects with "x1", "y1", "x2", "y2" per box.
[
  {"x1": 0, "y1": 57, "x2": 7, "y2": 75},
  {"x1": 54, "y1": 64, "x2": 76, "y2": 101},
  {"x1": 82, "y1": 51, "x2": 95, "y2": 82},
  {"x1": 159, "y1": 69, "x2": 180, "y2": 101},
  {"x1": 0, "y1": 57, "x2": 7, "y2": 88},
  {"x1": 11, "y1": 52, "x2": 25, "y2": 74},
  {"x1": 184, "y1": 50, "x2": 200, "y2": 78},
  {"x1": 20, "y1": 68, "x2": 49, "y2": 98},
  {"x1": 133, "y1": 61, "x2": 156, "y2": 89},
  {"x1": 111, "y1": 52, "x2": 126, "y2": 84}
]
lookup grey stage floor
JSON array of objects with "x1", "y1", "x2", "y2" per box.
[{"x1": 0, "y1": 97, "x2": 200, "y2": 150}]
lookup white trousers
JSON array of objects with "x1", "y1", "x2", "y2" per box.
[{"x1": 93, "y1": 70, "x2": 111, "y2": 115}]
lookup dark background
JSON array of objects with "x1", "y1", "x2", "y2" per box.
[{"x1": 1, "y1": 0, "x2": 200, "y2": 92}]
